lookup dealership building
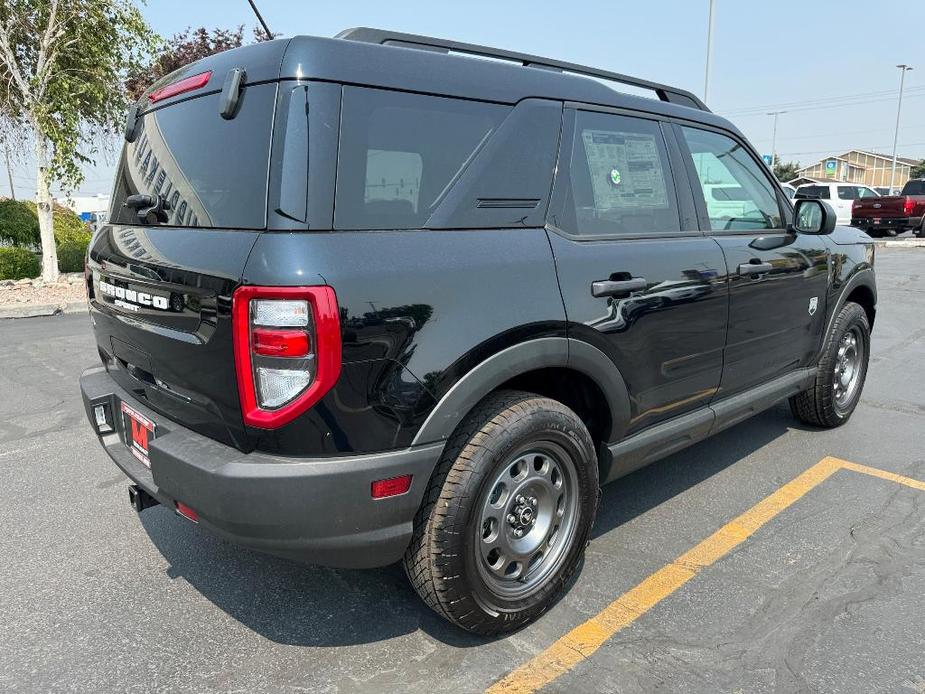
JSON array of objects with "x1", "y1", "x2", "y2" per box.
[{"x1": 791, "y1": 150, "x2": 919, "y2": 189}]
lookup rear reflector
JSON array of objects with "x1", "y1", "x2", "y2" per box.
[
  {"x1": 149, "y1": 70, "x2": 213, "y2": 103},
  {"x1": 371, "y1": 475, "x2": 413, "y2": 499},
  {"x1": 175, "y1": 501, "x2": 199, "y2": 522}
]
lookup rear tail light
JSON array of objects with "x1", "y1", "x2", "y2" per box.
[
  {"x1": 148, "y1": 70, "x2": 213, "y2": 103},
  {"x1": 232, "y1": 286, "x2": 341, "y2": 428},
  {"x1": 904, "y1": 197, "x2": 915, "y2": 215}
]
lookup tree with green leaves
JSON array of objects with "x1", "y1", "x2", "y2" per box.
[
  {"x1": 0, "y1": 0, "x2": 158, "y2": 282},
  {"x1": 772, "y1": 156, "x2": 801, "y2": 184},
  {"x1": 126, "y1": 25, "x2": 275, "y2": 102},
  {"x1": 911, "y1": 160, "x2": 925, "y2": 179}
]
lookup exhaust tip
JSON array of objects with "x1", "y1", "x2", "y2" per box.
[{"x1": 128, "y1": 484, "x2": 159, "y2": 512}]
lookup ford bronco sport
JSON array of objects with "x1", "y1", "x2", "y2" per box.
[{"x1": 80, "y1": 28, "x2": 877, "y2": 635}]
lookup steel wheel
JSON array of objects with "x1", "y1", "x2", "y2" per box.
[
  {"x1": 475, "y1": 443, "x2": 579, "y2": 600},
  {"x1": 833, "y1": 325, "x2": 864, "y2": 412}
]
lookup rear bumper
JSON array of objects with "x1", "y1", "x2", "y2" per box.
[
  {"x1": 79, "y1": 366, "x2": 443, "y2": 568},
  {"x1": 851, "y1": 216, "x2": 922, "y2": 230}
]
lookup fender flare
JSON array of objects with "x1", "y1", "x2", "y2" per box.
[
  {"x1": 411, "y1": 337, "x2": 631, "y2": 446},
  {"x1": 818, "y1": 267, "x2": 876, "y2": 361}
]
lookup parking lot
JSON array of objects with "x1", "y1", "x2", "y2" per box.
[{"x1": 1, "y1": 247, "x2": 923, "y2": 693}]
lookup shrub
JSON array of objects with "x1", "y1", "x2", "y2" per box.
[
  {"x1": 0, "y1": 199, "x2": 91, "y2": 248},
  {"x1": 0, "y1": 246, "x2": 40, "y2": 280},
  {"x1": 0, "y1": 199, "x2": 39, "y2": 247},
  {"x1": 57, "y1": 237, "x2": 90, "y2": 273}
]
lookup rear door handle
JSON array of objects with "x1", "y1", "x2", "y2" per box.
[
  {"x1": 591, "y1": 277, "x2": 647, "y2": 298},
  {"x1": 737, "y1": 262, "x2": 773, "y2": 276}
]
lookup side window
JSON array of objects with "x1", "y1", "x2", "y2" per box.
[
  {"x1": 837, "y1": 186, "x2": 861, "y2": 200},
  {"x1": 554, "y1": 110, "x2": 680, "y2": 236},
  {"x1": 680, "y1": 126, "x2": 782, "y2": 231},
  {"x1": 335, "y1": 87, "x2": 509, "y2": 230}
]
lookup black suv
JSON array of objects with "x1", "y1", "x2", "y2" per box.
[{"x1": 80, "y1": 28, "x2": 877, "y2": 635}]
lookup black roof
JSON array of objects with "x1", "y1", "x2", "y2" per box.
[{"x1": 142, "y1": 28, "x2": 741, "y2": 136}]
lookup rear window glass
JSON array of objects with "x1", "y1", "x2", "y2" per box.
[
  {"x1": 903, "y1": 180, "x2": 925, "y2": 195},
  {"x1": 110, "y1": 83, "x2": 276, "y2": 228},
  {"x1": 335, "y1": 87, "x2": 509, "y2": 230},
  {"x1": 796, "y1": 185, "x2": 830, "y2": 200}
]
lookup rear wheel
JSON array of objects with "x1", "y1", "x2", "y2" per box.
[
  {"x1": 916, "y1": 219, "x2": 925, "y2": 238},
  {"x1": 790, "y1": 302, "x2": 870, "y2": 428},
  {"x1": 404, "y1": 390, "x2": 598, "y2": 635}
]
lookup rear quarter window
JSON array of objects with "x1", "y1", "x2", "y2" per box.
[
  {"x1": 797, "y1": 185, "x2": 830, "y2": 200},
  {"x1": 334, "y1": 88, "x2": 509, "y2": 230},
  {"x1": 110, "y1": 83, "x2": 277, "y2": 229}
]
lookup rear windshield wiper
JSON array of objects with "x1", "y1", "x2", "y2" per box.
[{"x1": 124, "y1": 194, "x2": 171, "y2": 225}]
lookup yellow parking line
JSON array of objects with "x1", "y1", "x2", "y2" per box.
[
  {"x1": 836, "y1": 458, "x2": 925, "y2": 491},
  {"x1": 487, "y1": 456, "x2": 924, "y2": 694}
]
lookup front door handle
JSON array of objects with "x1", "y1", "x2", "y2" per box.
[
  {"x1": 737, "y1": 262, "x2": 773, "y2": 276},
  {"x1": 591, "y1": 277, "x2": 647, "y2": 298}
]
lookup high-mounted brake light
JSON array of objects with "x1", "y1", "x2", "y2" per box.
[
  {"x1": 148, "y1": 70, "x2": 213, "y2": 103},
  {"x1": 232, "y1": 286, "x2": 341, "y2": 429}
]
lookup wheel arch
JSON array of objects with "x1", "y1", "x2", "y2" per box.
[
  {"x1": 411, "y1": 337, "x2": 631, "y2": 457},
  {"x1": 824, "y1": 268, "x2": 877, "y2": 352}
]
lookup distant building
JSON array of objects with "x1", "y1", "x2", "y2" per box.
[
  {"x1": 56, "y1": 193, "x2": 110, "y2": 230},
  {"x1": 792, "y1": 150, "x2": 919, "y2": 188}
]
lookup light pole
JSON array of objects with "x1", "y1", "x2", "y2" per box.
[
  {"x1": 768, "y1": 110, "x2": 787, "y2": 171},
  {"x1": 703, "y1": 0, "x2": 716, "y2": 103},
  {"x1": 889, "y1": 64, "x2": 913, "y2": 192}
]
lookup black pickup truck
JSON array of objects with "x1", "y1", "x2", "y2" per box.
[{"x1": 80, "y1": 28, "x2": 876, "y2": 635}]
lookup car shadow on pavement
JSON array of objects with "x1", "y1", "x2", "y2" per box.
[
  {"x1": 139, "y1": 402, "x2": 798, "y2": 650},
  {"x1": 592, "y1": 401, "x2": 798, "y2": 539}
]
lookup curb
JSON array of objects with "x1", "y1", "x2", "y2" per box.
[
  {"x1": 0, "y1": 299, "x2": 88, "y2": 320},
  {"x1": 875, "y1": 238, "x2": 925, "y2": 248}
]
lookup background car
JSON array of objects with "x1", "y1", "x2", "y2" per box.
[{"x1": 793, "y1": 182, "x2": 879, "y2": 225}]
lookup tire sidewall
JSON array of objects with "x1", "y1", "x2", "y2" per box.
[
  {"x1": 823, "y1": 303, "x2": 870, "y2": 422},
  {"x1": 452, "y1": 400, "x2": 598, "y2": 629}
]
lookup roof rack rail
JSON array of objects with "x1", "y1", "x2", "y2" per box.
[{"x1": 336, "y1": 27, "x2": 709, "y2": 112}]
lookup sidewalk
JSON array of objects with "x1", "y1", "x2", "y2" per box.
[{"x1": 0, "y1": 274, "x2": 88, "y2": 319}]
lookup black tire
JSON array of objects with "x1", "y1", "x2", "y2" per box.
[
  {"x1": 403, "y1": 390, "x2": 598, "y2": 635},
  {"x1": 790, "y1": 302, "x2": 870, "y2": 428},
  {"x1": 916, "y1": 220, "x2": 925, "y2": 238}
]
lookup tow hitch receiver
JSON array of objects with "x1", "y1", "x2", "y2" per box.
[{"x1": 128, "y1": 484, "x2": 159, "y2": 512}]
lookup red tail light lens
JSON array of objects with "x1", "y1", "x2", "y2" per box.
[
  {"x1": 148, "y1": 70, "x2": 213, "y2": 103},
  {"x1": 252, "y1": 328, "x2": 311, "y2": 357},
  {"x1": 232, "y1": 286, "x2": 341, "y2": 429},
  {"x1": 904, "y1": 197, "x2": 915, "y2": 215}
]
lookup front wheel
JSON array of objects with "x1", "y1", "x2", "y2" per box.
[
  {"x1": 790, "y1": 301, "x2": 870, "y2": 428},
  {"x1": 404, "y1": 390, "x2": 598, "y2": 635}
]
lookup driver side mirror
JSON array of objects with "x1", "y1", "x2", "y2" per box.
[{"x1": 792, "y1": 199, "x2": 837, "y2": 235}]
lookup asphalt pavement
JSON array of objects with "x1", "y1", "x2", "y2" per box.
[{"x1": 1, "y1": 247, "x2": 923, "y2": 693}]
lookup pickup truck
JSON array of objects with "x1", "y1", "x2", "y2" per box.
[{"x1": 852, "y1": 179, "x2": 925, "y2": 237}]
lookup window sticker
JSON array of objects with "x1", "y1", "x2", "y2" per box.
[{"x1": 581, "y1": 130, "x2": 668, "y2": 210}]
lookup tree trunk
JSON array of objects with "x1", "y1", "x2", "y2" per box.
[{"x1": 34, "y1": 131, "x2": 58, "y2": 283}]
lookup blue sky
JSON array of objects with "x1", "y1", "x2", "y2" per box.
[{"x1": 11, "y1": 0, "x2": 925, "y2": 198}]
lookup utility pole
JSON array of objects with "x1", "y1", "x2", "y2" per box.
[
  {"x1": 889, "y1": 64, "x2": 913, "y2": 192},
  {"x1": 703, "y1": 0, "x2": 716, "y2": 103},
  {"x1": 768, "y1": 110, "x2": 786, "y2": 171}
]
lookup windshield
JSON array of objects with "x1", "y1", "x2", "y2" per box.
[{"x1": 110, "y1": 83, "x2": 277, "y2": 228}]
